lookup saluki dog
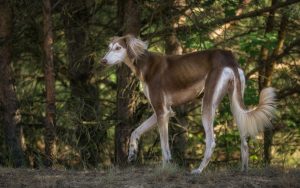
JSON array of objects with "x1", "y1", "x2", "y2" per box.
[{"x1": 101, "y1": 35, "x2": 276, "y2": 174}]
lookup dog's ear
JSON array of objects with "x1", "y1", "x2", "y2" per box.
[
  {"x1": 124, "y1": 35, "x2": 136, "y2": 59},
  {"x1": 124, "y1": 35, "x2": 148, "y2": 59},
  {"x1": 109, "y1": 36, "x2": 119, "y2": 43}
]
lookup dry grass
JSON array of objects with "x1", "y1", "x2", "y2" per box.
[{"x1": 0, "y1": 166, "x2": 299, "y2": 188}]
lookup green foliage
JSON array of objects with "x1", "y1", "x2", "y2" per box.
[
  {"x1": 240, "y1": 32, "x2": 278, "y2": 56},
  {"x1": 0, "y1": 0, "x2": 299, "y2": 170}
]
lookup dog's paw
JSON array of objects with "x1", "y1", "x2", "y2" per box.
[
  {"x1": 128, "y1": 150, "x2": 137, "y2": 162},
  {"x1": 191, "y1": 169, "x2": 202, "y2": 175}
]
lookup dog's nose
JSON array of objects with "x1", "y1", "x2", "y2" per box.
[{"x1": 101, "y1": 58, "x2": 108, "y2": 64}]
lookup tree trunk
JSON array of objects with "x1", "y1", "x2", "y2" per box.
[
  {"x1": 0, "y1": 0, "x2": 25, "y2": 167},
  {"x1": 42, "y1": 0, "x2": 56, "y2": 167},
  {"x1": 164, "y1": 0, "x2": 188, "y2": 166},
  {"x1": 258, "y1": 0, "x2": 290, "y2": 165},
  {"x1": 264, "y1": 14, "x2": 288, "y2": 87},
  {"x1": 258, "y1": 0, "x2": 277, "y2": 165},
  {"x1": 263, "y1": 13, "x2": 288, "y2": 165},
  {"x1": 115, "y1": 0, "x2": 140, "y2": 165},
  {"x1": 258, "y1": 0, "x2": 277, "y2": 91},
  {"x1": 62, "y1": 0, "x2": 101, "y2": 167},
  {"x1": 63, "y1": 0, "x2": 99, "y2": 121},
  {"x1": 209, "y1": 0, "x2": 251, "y2": 39}
]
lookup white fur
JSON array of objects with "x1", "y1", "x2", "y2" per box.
[
  {"x1": 128, "y1": 113, "x2": 157, "y2": 162},
  {"x1": 103, "y1": 42, "x2": 127, "y2": 65},
  {"x1": 102, "y1": 36, "x2": 148, "y2": 65},
  {"x1": 102, "y1": 35, "x2": 276, "y2": 175},
  {"x1": 240, "y1": 135, "x2": 249, "y2": 171},
  {"x1": 192, "y1": 68, "x2": 231, "y2": 174},
  {"x1": 231, "y1": 71, "x2": 276, "y2": 137},
  {"x1": 127, "y1": 37, "x2": 148, "y2": 59},
  {"x1": 159, "y1": 93, "x2": 172, "y2": 163},
  {"x1": 192, "y1": 68, "x2": 276, "y2": 174},
  {"x1": 142, "y1": 83, "x2": 150, "y2": 100},
  {"x1": 238, "y1": 68, "x2": 245, "y2": 97}
]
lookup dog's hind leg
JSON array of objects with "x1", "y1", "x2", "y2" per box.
[
  {"x1": 240, "y1": 135, "x2": 249, "y2": 171},
  {"x1": 237, "y1": 69, "x2": 249, "y2": 172},
  {"x1": 191, "y1": 68, "x2": 233, "y2": 174}
]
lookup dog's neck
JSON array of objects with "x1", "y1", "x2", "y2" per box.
[
  {"x1": 123, "y1": 56, "x2": 139, "y2": 77},
  {"x1": 123, "y1": 51, "x2": 150, "y2": 82}
]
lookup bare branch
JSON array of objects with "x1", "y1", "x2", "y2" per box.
[
  {"x1": 246, "y1": 38, "x2": 300, "y2": 79},
  {"x1": 178, "y1": 0, "x2": 300, "y2": 34},
  {"x1": 277, "y1": 86, "x2": 300, "y2": 99}
]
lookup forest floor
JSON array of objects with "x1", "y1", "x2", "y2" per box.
[{"x1": 0, "y1": 165, "x2": 299, "y2": 188}]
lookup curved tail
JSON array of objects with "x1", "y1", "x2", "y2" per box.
[{"x1": 230, "y1": 70, "x2": 276, "y2": 137}]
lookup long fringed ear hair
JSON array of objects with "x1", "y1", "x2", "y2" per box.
[
  {"x1": 124, "y1": 35, "x2": 148, "y2": 59},
  {"x1": 109, "y1": 36, "x2": 120, "y2": 43}
]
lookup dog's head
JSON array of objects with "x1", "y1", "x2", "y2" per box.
[{"x1": 101, "y1": 35, "x2": 148, "y2": 65}]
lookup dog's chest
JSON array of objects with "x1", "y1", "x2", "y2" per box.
[{"x1": 142, "y1": 83, "x2": 150, "y2": 100}]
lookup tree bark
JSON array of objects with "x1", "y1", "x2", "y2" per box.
[
  {"x1": 264, "y1": 14, "x2": 288, "y2": 87},
  {"x1": 63, "y1": 0, "x2": 99, "y2": 121},
  {"x1": 246, "y1": 38, "x2": 300, "y2": 79},
  {"x1": 62, "y1": 0, "x2": 101, "y2": 167},
  {"x1": 258, "y1": 0, "x2": 290, "y2": 165},
  {"x1": 115, "y1": 0, "x2": 140, "y2": 165},
  {"x1": 263, "y1": 13, "x2": 288, "y2": 165},
  {"x1": 164, "y1": 0, "x2": 188, "y2": 166},
  {"x1": 209, "y1": 0, "x2": 251, "y2": 39},
  {"x1": 0, "y1": 0, "x2": 25, "y2": 167},
  {"x1": 258, "y1": 0, "x2": 277, "y2": 91},
  {"x1": 143, "y1": 0, "x2": 299, "y2": 38},
  {"x1": 258, "y1": 0, "x2": 277, "y2": 166},
  {"x1": 165, "y1": 0, "x2": 184, "y2": 55},
  {"x1": 42, "y1": 0, "x2": 56, "y2": 167}
]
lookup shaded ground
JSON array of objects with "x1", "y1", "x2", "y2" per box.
[{"x1": 0, "y1": 166, "x2": 299, "y2": 188}]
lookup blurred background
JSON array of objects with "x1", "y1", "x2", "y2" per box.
[{"x1": 0, "y1": 0, "x2": 299, "y2": 170}]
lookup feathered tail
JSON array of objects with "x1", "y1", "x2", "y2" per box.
[{"x1": 230, "y1": 71, "x2": 276, "y2": 137}]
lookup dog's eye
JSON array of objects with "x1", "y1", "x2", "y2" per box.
[{"x1": 115, "y1": 46, "x2": 121, "y2": 50}]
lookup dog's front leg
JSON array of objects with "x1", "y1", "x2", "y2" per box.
[
  {"x1": 157, "y1": 111, "x2": 172, "y2": 165},
  {"x1": 128, "y1": 113, "x2": 157, "y2": 162}
]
